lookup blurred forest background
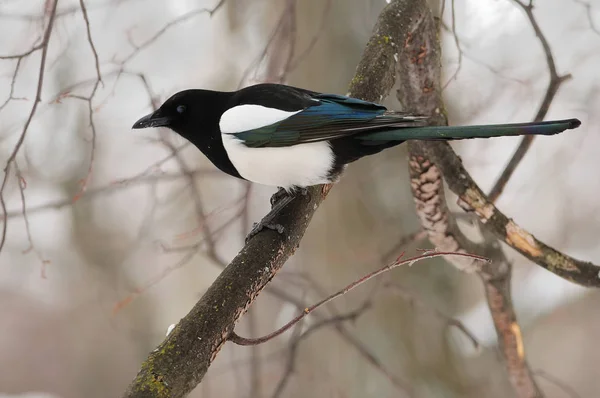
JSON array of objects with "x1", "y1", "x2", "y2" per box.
[{"x1": 1, "y1": 0, "x2": 600, "y2": 397}]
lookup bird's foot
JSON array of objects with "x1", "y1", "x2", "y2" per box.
[
  {"x1": 270, "y1": 187, "x2": 309, "y2": 207},
  {"x1": 270, "y1": 187, "x2": 289, "y2": 207},
  {"x1": 246, "y1": 187, "x2": 306, "y2": 244},
  {"x1": 245, "y1": 221, "x2": 285, "y2": 244}
]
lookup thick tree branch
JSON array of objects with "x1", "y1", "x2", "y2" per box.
[
  {"x1": 425, "y1": 141, "x2": 600, "y2": 287},
  {"x1": 398, "y1": 3, "x2": 543, "y2": 397},
  {"x1": 122, "y1": 1, "x2": 420, "y2": 396}
]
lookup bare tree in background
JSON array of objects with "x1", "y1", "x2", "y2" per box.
[{"x1": 1, "y1": 0, "x2": 599, "y2": 398}]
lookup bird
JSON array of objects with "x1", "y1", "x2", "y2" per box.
[{"x1": 132, "y1": 83, "x2": 581, "y2": 239}]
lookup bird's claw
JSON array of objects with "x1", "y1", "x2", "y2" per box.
[
  {"x1": 270, "y1": 187, "x2": 289, "y2": 207},
  {"x1": 245, "y1": 221, "x2": 285, "y2": 244}
]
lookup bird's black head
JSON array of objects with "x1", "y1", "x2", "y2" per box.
[{"x1": 132, "y1": 89, "x2": 225, "y2": 138}]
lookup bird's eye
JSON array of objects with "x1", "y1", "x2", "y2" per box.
[{"x1": 176, "y1": 105, "x2": 186, "y2": 114}]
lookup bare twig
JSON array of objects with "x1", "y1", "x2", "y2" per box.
[
  {"x1": 2, "y1": 168, "x2": 218, "y2": 220},
  {"x1": 119, "y1": 0, "x2": 226, "y2": 64},
  {"x1": 238, "y1": 0, "x2": 296, "y2": 87},
  {"x1": 0, "y1": 58, "x2": 26, "y2": 112},
  {"x1": 270, "y1": 303, "x2": 375, "y2": 398},
  {"x1": 260, "y1": 283, "x2": 411, "y2": 394},
  {"x1": 286, "y1": 0, "x2": 332, "y2": 72},
  {"x1": 14, "y1": 162, "x2": 50, "y2": 278},
  {"x1": 383, "y1": 282, "x2": 480, "y2": 351},
  {"x1": 534, "y1": 369, "x2": 582, "y2": 398},
  {"x1": 0, "y1": 0, "x2": 133, "y2": 22},
  {"x1": 131, "y1": 70, "x2": 225, "y2": 262},
  {"x1": 0, "y1": 0, "x2": 59, "y2": 255},
  {"x1": 442, "y1": 0, "x2": 463, "y2": 89},
  {"x1": 67, "y1": 0, "x2": 103, "y2": 203},
  {"x1": 380, "y1": 229, "x2": 428, "y2": 262},
  {"x1": 573, "y1": 0, "x2": 600, "y2": 37},
  {"x1": 0, "y1": 44, "x2": 44, "y2": 59},
  {"x1": 247, "y1": 310, "x2": 261, "y2": 398},
  {"x1": 79, "y1": 0, "x2": 102, "y2": 87},
  {"x1": 488, "y1": 0, "x2": 571, "y2": 203},
  {"x1": 228, "y1": 251, "x2": 488, "y2": 346}
]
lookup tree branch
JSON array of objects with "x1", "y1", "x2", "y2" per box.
[
  {"x1": 425, "y1": 141, "x2": 600, "y2": 287},
  {"x1": 122, "y1": 1, "x2": 433, "y2": 396},
  {"x1": 269, "y1": 302, "x2": 373, "y2": 398},
  {"x1": 228, "y1": 251, "x2": 487, "y2": 347},
  {"x1": 0, "y1": 0, "x2": 59, "y2": 255},
  {"x1": 487, "y1": 0, "x2": 571, "y2": 203},
  {"x1": 398, "y1": 2, "x2": 544, "y2": 396}
]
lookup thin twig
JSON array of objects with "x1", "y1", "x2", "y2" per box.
[
  {"x1": 380, "y1": 229, "x2": 428, "y2": 262},
  {"x1": 442, "y1": 0, "x2": 463, "y2": 89},
  {"x1": 270, "y1": 302, "x2": 375, "y2": 398},
  {"x1": 573, "y1": 0, "x2": 600, "y2": 37},
  {"x1": 0, "y1": 58, "x2": 26, "y2": 112},
  {"x1": 229, "y1": 251, "x2": 489, "y2": 346},
  {"x1": 2, "y1": 168, "x2": 218, "y2": 220},
  {"x1": 286, "y1": 0, "x2": 332, "y2": 72},
  {"x1": 247, "y1": 310, "x2": 261, "y2": 398},
  {"x1": 14, "y1": 162, "x2": 50, "y2": 278},
  {"x1": 238, "y1": 0, "x2": 295, "y2": 87},
  {"x1": 534, "y1": 369, "x2": 582, "y2": 398},
  {"x1": 488, "y1": 0, "x2": 571, "y2": 203},
  {"x1": 383, "y1": 282, "x2": 479, "y2": 351},
  {"x1": 0, "y1": 0, "x2": 59, "y2": 255},
  {"x1": 68, "y1": 0, "x2": 103, "y2": 203},
  {"x1": 119, "y1": 0, "x2": 226, "y2": 64}
]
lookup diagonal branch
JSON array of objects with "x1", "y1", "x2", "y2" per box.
[
  {"x1": 122, "y1": 1, "x2": 429, "y2": 396},
  {"x1": 425, "y1": 141, "x2": 600, "y2": 287},
  {"x1": 67, "y1": 0, "x2": 103, "y2": 203},
  {"x1": 120, "y1": 0, "x2": 226, "y2": 64},
  {"x1": 573, "y1": 0, "x2": 600, "y2": 37},
  {"x1": 229, "y1": 251, "x2": 488, "y2": 347},
  {"x1": 487, "y1": 0, "x2": 571, "y2": 203}
]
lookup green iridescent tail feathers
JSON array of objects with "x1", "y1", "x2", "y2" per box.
[{"x1": 359, "y1": 118, "x2": 581, "y2": 142}]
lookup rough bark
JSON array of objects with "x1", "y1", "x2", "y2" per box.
[{"x1": 394, "y1": 4, "x2": 543, "y2": 397}]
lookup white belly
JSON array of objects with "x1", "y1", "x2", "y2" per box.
[{"x1": 221, "y1": 134, "x2": 334, "y2": 189}]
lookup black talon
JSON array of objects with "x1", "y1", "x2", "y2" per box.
[
  {"x1": 270, "y1": 187, "x2": 289, "y2": 207},
  {"x1": 245, "y1": 221, "x2": 285, "y2": 244},
  {"x1": 246, "y1": 188, "x2": 298, "y2": 243}
]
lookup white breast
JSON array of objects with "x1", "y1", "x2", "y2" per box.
[
  {"x1": 219, "y1": 104, "x2": 335, "y2": 189},
  {"x1": 221, "y1": 135, "x2": 334, "y2": 189}
]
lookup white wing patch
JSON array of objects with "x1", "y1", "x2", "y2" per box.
[
  {"x1": 221, "y1": 134, "x2": 334, "y2": 190},
  {"x1": 219, "y1": 104, "x2": 301, "y2": 134}
]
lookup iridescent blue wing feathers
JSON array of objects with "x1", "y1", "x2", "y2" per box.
[{"x1": 233, "y1": 94, "x2": 426, "y2": 148}]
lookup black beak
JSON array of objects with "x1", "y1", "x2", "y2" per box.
[{"x1": 132, "y1": 110, "x2": 171, "y2": 129}]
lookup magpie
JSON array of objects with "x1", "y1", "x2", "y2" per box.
[{"x1": 132, "y1": 83, "x2": 581, "y2": 239}]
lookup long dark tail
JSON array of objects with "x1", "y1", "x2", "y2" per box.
[{"x1": 358, "y1": 119, "x2": 581, "y2": 142}]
